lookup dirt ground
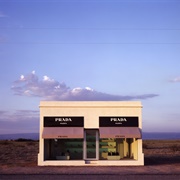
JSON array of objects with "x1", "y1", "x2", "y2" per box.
[{"x1": 0, "y1": 140, "x2": 180, "y2": 175}]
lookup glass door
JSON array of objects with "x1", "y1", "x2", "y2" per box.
[{"x1": 85, "y1": 130, "x2": 99, "y2": 160}]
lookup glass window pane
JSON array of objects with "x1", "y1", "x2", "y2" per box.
[
  {"x1": 44, "y1": 139, "x2": 83, "y2": 160},
  {"x1": 99, "y1": 138, "x2": 137, "y2": 160},
  {"x1": 86, "y1": 130, "x2": 96, "y2": 159}
]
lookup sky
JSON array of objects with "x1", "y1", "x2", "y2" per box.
[{"x1": 0, "y1": 0, "x2": 180, "y2": 134}]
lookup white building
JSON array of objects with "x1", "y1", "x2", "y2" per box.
[{"x1": 38, "y1": 101, "x2": 144, "y2": 166}]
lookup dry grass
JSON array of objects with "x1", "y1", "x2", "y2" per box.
[
  {"x1": 0, "y1": 140, "x2": 38, "y2": 167},
  {"x1": 143, "y1": 140, "x2": 180, "y2": 165}
]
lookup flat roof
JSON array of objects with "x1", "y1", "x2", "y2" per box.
[{"x1": 39, "y1": 101, "x2": 142, "y2": 108}]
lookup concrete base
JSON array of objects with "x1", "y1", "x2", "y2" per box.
[
  {"x1": 38, "y1": 153, "x2": 144, "y2": 166},
  {"x1": 38, "y1": 160, "x2": 144, "y2": 166}
]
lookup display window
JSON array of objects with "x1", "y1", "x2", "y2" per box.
[
  {"x1": 43, "y1": 136, "x2": 138, "y2": 161},
  {"x1": 99, "y1": 138, "x2": 138, "y2": 160},
  {"x1": 44, "y1": 138, "x2": 84, "y2": 160}
]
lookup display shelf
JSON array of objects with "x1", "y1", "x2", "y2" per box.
[
  {"x1": 65, "y1": 146, "x2": 83, "y2": 148},
  {"x1": 65, "y1": 141, "x2": 83, "y2": 149},
  {"x1": 56, "y1": 155, "x2": 70, "y2": 160},
  {"x1": 99, "y1": 138, "x2": 117, "y2": 160},
  {"x1": 99, "y1": 140, "x2": 116, "y2": 149},
  {"x1": 107, "y1": 156, "x2": 120, "y2": 160},
  {"x1": 100, "y1": 147, "x2": 116, "y2": 149},
  {"x1": 100, "y1": 138, "x2": 115, "y2": 142}
]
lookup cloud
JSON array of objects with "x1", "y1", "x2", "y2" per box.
[
  {"x1": 0, "y1": 110, "x2": 39, "y2": 122},
  {"x1": 0, "y1": 110, "x2": 7, "y2": 115},
  {"x1": 11, "y1": 71, "x2": 159, "y2": 101},
  {"x1": 169, "y1": 77, "x2": 180, "y2": 83},
  {"x1": 0, "y1": 110, "x2": 39, "y2": 134}
]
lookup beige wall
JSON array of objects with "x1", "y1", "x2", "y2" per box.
[
  {"x1": 38, "y1": 101, "x2": 144, "y2": 166},
  {"x1": 131, "y1": 138, "x2": 138, "y2": 160}
]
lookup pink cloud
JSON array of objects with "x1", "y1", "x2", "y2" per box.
[{"x1": 11, "y1": 71, "x2": 159, "y2": 101}]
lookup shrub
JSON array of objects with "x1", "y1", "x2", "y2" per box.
[
  {"x1": 143, "y1": 143, "x2": 148, "y2": 149},
  {"x1": 15, "y1": 138, "x2": 34, "y2": 142},
  {"x1": 27, "y1": 141, "x2": 35, "y2": 146},
  {"x1": 170, "y1": 145, "x2": 180, "y2": 153},
  {"x1": 0, "y1": 140, "x2": 11, "y2": 145}
]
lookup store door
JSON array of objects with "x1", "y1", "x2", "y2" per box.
[{"x1": 84, "y1": 130, "x2": 99, "y2": 160}]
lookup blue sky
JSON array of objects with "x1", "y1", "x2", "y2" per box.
[{"x1": 0, "y1": 0, "x2": 180, "y2": 134}]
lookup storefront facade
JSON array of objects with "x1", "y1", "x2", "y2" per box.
[{"x1": 38, "y1": 101, "x2": 144, "y2": 166}]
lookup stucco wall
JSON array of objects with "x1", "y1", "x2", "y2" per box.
[{"x1": 38, "y1": 101, "x2": 144, "y2": 166}]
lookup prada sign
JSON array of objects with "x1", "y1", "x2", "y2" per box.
[
  {"x1": 44, "y1": 117, "x2": 84, "y2": 127},
  {"x1": 99, "y1": 117, "x2": 139, "y2": 127}
]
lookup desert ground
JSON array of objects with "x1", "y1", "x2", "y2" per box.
[{"x1": 0, "y1": 139, "x2": 180, "y2": 177}]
